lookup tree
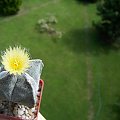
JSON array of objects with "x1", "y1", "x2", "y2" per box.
[
  {"x1": 0, "y1": 0, "x2": 22, "y2": 16},
  {"x1": 96, "y1": 0, "x2": 120, "y2": 44}
]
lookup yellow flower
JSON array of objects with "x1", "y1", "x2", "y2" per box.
[{"x1": 1, "y1": 47, "x2": 30, "y2": 75}]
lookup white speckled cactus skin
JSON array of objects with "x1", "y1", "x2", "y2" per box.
[
  {"x1": 0, "y1": 59, "x2": 44, "y2": 108},
  {"x1": 26, "y1": 59, "x2": 44, "y2": 91}
]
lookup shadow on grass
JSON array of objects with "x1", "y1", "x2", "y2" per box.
[
  {"x1": 62, "y1": 27, "x2": 119, "y2": 56},
  {"x1": 108, "y1": 97, "x2": 120, "y2": 120},
  {"x1": 0, "y1": 15, "x2": 6, "y2": 21},
  {"x1": 76, "y1": 0, "x2": 96, "y2": 5}
]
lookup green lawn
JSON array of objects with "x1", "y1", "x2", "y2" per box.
[{"x1": 0, "y1": 0, "x2": 120, "y2": 120}]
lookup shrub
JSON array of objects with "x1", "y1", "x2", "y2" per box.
[
  {"x1": 0, "y1": 0, "x2": 22, "y2": 16},
  {"x1": 95, "y1": 0, "x2": 120, "y2": 44},
  {"x1": 36, "y1": 16, "x2": 62, "y2": 38}
]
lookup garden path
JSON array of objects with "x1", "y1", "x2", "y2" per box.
[{"x1": 84, "y1": 6, "x2": 94, "y2": 120}]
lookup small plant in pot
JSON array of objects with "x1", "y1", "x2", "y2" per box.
[{"x1": 0, "y1": 46, "x2": 44, "y2": 120}]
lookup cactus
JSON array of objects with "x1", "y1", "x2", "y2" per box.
[
  {"x1": 0, "y1": 47, "x2": 44, "y2": 110},
  {"x1": 0, "y1": 59, "x2": 44, "y2": 108}
]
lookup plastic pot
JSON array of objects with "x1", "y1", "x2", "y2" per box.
[{"x1": 0, "y1": 79, "x2": 44, "y2": 120}]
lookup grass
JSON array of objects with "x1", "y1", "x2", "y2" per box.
[{"x1": 0, "y1": 0, "x2": 120, "y2": 120}]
